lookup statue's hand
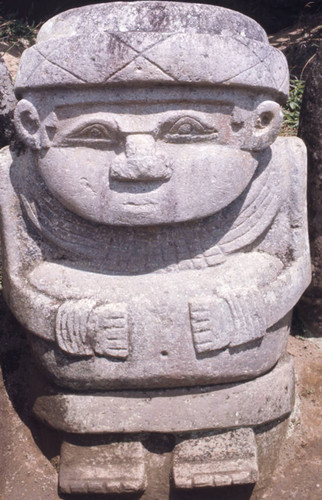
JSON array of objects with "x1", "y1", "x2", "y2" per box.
[
  {"x1": 189, "y1": 296, "x2": 232, "y2": 354},
  {"x1": 56, "y1": 300, "x2": 129, "y2": 359},
  {"x1": 189, "y1": 287, "x2": 266, "y2": 355}
]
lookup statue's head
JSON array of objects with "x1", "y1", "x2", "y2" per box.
[{"x1": 14, "y1": 2, "x2": 288, "y2": 226}]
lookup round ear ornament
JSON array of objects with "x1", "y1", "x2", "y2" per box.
[{"x1": 14, "y1": 99, "x2": 41, "y2": 150}]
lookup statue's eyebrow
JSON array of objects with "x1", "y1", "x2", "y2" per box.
[{"x1": 55, "y1": 117, "x2": 120, "y2": 137}]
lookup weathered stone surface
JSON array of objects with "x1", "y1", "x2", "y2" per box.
[
  {"x1": 0, "y1": 56, "x2": 16, "y2": 148},
  {"x1": 0, "y1": 1, "x2": 311, "y2": 494},
  {"x1": 33, "y1": 355, "x2": 294, "y2": 433},
  {"x1": 297, "y1": 44, "x2": 322, "y2": 336},
  {"x1": 0, "y1": 133, "x2": 309, "y2": 390},
  {"x1": 59, "y1": 440, "x2": 147, "y2": 494},
  {"x1": 172, "y1": 429, "x2": 258, "y2": 488},
  {"x1": 15, "y1": 2, "x2": 289, "y2": 99}
]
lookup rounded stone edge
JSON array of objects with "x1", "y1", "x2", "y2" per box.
[{"x1": 33, "y1": 354, "x2": 295, "y2": 434}]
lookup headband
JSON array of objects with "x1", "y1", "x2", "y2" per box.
[{"x1": 15, "y1": 2, "x2": 289, "y2": 102}]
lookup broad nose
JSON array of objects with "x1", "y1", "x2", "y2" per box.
[{"x1": 110, "y1": 134, "x2": 173, "y2": 182}]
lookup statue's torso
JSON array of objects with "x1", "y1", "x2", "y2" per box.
[{"x1": 0, "y1": 138, "x2": 309, "y2": 391}]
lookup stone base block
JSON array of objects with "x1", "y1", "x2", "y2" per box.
[
  {"x1": 33, "y1": 355, "x2": 294, "y2": 433},
  {"x1": 32, "y1": 356, "x2": 294, "y2": 496},
  {"x1": 59, "y1": 441, "x2": 147, "y2": 494},
  {"x1": 172, "y1": 429, "x2": 258, "y2": 489}
]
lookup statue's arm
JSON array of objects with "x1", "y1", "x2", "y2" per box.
[
  {"x1": 261, "y1": 137, "x2": 311, "y2": 329},
  {"x1": 0, "y1": 147, "x2": 16, "y2": 271},
  {"x1": 190, "y1": 137, "x2": 311, "y2": 354}
]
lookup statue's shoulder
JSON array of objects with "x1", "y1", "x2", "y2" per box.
[
  {"x1": 0, "y1": 145, "x2": 13, "y2": 185},
  {"x1": 273, "y1": 135, "x2": 306, "y2": 149},
  {"x1": 270, "y1": 136, "x2": 307, "y2": 227},
  {"x1": 0, "y1": 145, "x2": 12, "y2": 167},
  {"x1": 271, "y1": 136, "x2": 307, "y2": 176},
  {"x1": 0, "y1": 146, "x2": 19, "y2": 207}
]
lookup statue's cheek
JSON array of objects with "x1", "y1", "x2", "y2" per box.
[
  {"x1": 37, "y1": 148, "x2": 116, "y2": 219},
  {"x1": 169, "y1": 148, "x2": 257, "y2": 217}
]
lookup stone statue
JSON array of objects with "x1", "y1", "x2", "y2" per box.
[{"x1": 0, "y1": 2, "x2": 310, "y2": 496}]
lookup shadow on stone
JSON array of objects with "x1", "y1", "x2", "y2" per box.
[
  {"x1": 0, "y1": 290, "x2": 62, "y2": 465},
  {"x1": 59, "y1": 495, "x2": 143, "y2": 500}
]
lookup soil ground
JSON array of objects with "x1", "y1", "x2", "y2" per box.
[{"x1": 261, "y1": 332, "x2": 322, "y2": 500}]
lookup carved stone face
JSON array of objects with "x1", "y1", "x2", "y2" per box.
[{"x1": 16, "y1": 87, "x2": 282, "y2": 226}]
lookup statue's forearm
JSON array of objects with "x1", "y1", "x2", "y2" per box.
[{"x1": 189, "y1": 255, "x2": 311, "y2": 354}]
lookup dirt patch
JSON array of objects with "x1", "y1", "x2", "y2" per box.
[
  {"x1": 0, "y1": 295, "x2": 60, "y2": 500},
  {"x1": 261, "y1": 335, "x2": 322, "y2": 500}
]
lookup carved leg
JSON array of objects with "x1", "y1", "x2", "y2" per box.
[
  {"x1": 172, "y1": 429, "x2": 259, "y2": 489},
  {"x1": 59, "y1": 440, "x2": 147, "y2": 494}
]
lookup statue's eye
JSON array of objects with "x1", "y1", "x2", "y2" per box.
[
  {"x1": 77, "y1": 124, "x2": 111, "y2": 139},
  {"x1": 62, "y1": 123, "x2": 118, "y2": 148},
  {"x1": 161, "y1": 117, "x2": 218, "y2": 143}
]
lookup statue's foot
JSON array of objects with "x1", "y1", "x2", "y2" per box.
[
  {"x1": 59, "y1": 440, "x2": 147, "y2": 494},
  {"x1": 172, "y1": 428, "x2": 259, "y2": 489}
]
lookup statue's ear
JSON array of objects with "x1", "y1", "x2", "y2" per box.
[
  {"x1": 14, "y1": 99, "x2": 41, "y2": 150},
  {"x1": 245, "y1": 101, "x2": 283, "y2": 151}
]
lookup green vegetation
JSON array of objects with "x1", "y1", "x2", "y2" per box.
[
  {"x1": 281, "y1": 78, "x2": 305, "y2": 135},
  {"x1": 0, "y1": 12, "x2": 38, "y2": 47}
]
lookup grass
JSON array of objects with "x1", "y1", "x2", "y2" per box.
[
  {"x1": 0, "y1": 12, "x2": 39, "y2": 48},
  {"x1": 281, "y1": 77, "x2": 305, "y2": 136}
]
